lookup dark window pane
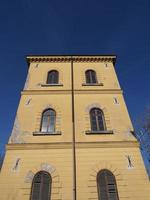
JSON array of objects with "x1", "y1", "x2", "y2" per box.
[
  {"x1": 86, "y1": 71, "x2": 91, "y2": 83},
  {"x1": 97, "y1": 170, "x2": 119, "y2": 200},
  {"x1": 91, "y1": 71, "x2": 97, "y2": 83},
  {"x1": 41, "y1": 116, "x2": 49, "y2": 132},
  {"x1": 85, "y1": 70, "x2": 97, "y2": 84},
  {"x1": 41, "y1": 109, "x2": 56, "y2": 133},
  {"x1": 47, "y1": 70, "x2": 59, "y2": 84},
  {"x1": 32, "y1": 183, "x2": 40, "y2": 200},
  {"x1": 90, "y1": 108, "x2": 105, "y2": 131},
  {"x1": 31, "y1": 171, "x2": 52, "y2": 200}
]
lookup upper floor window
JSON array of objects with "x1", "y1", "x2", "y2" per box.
[
  {"x1": 97, "y1": 169, "x2": 119, "y2": 200},
  {"x1": 90, "y1": 108, "x2": 106, "y2": 131},
  {"x1": 30, "y1": 171, "x2": 52, "y2": 200},
  {"x1": 40, "y1": 109, "x2": 56, "y2": 133},
  {"x1": 85, "y1": 70, "x2": 97, "y2": 84},
  {"x1": 47, "y1": 70, "x2": 59, "y2": 84}
]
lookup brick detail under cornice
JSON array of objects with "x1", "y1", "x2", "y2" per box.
[{"x1": 26, "y1": 55, "x2": 116, "y2": 64}]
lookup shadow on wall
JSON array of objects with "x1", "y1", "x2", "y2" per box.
[{"x1": 0, "y1": 153, "x2": 4, "y2": 171}]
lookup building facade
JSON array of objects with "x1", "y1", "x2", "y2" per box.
[{"x1": 0, "y1": 55, "x2": 150, "y2": 200}]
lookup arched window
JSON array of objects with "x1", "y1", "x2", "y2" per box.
[
  {"x1": 85, "y1": 70, "x2": 97, "y2": 84},
  {"x1": 40, "y1": 109, "x2": 56, "y2": 133},
  {"x1": 97, "y1": 169, "x2": 119, "y2": 200},
  {"x1": 47, "y1": 70, "x2": 59, "y2": 84},
  {"x1": 90, "y1": 108, "x2": 106, "y2": 131},
  {"x1": 30, "y1": 171, "x2": 52, "y2": 200}
]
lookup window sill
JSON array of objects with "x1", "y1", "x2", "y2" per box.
[
  {"x1": 41, "y1": 83, "x2": 63, "y2": 87},
  {"x1": 33, "y1": 131, "x2": 61, "y2": 136},
  {"x1": 85, "y1": 130, "x2": 113, "y2": 134},
  {"x1": 82, "y1": 83, "x2": 103, "y2": 86}
]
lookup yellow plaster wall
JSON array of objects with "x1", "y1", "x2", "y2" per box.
[
  {"x1": 0, "y1": 56, "x2": 149, "y2": 200},
  {"x1": 26, "y1": 62, "x2": 71, "y2": 90},
  {"x1": 73, "y1": 62, "x2": 120, "y2": 90},
  {"x1": 0, "y1": 147, "x2": 73, "y2": 200},
  {"x1": 76, "y1": 146, "x2": 150, "y2": 200},
  {"x1": 0, "y1": 145, "x2": 149, "y2": 200},
  {"x1": 9, "y1": 91, "x2": 135, "y2": 144},
  {"x1": 9, "y1": 94, "x2": 73, "y2": 144},
  {"x1": 74, "y1": 93, "x2": 135, "y2": 142},
  {"x1": 25, "y1": 61, "x2": 121, "y2": 91}
]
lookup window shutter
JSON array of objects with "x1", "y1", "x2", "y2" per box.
[
  {"x1": 31, "y1": 171, "x2": 52, "y2": 200},
  {"x1": 47, "y1": 70, "x2": 59, "y2": 84},
  {"x1": 97, "y1": 170, "x2": 119, "y2": 200},
  {"x1": 41, "y1": 109, "x2": 56, "y2": 133},
  {"x1": 90, "y1": 108, "x2": 106, "y2": 131},
  {"x1": 85, "y1": 70, "x2": 97, "y2": 84}
]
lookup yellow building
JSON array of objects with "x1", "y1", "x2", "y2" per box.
[{"x1": 0, "y1": 55, "x2": 149, "y2": 200}]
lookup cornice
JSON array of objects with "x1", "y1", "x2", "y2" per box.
[
  {"x1": 21, "y1": 90, "x2": 72, "y2": 95},
  {"x1": 26, "y1": 55, "x2": 116, "y2": 64},
  {"x1": 6, "y1": 141, "x2": 139, "y2": 150},
  {"x1": 21, "y1": 89, "x2": 123, "y2": 95},
  {"x1": 74, "y1": 89, "x2": 123, "y2": 94}
]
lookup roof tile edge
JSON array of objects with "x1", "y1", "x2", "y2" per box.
[{"x1": 26, "y1": 55, "x2": 116, "y2": 64}]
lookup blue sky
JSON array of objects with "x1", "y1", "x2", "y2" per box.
[{"x1": 0, "y1": 0, "x2": 150, "y2": 159}]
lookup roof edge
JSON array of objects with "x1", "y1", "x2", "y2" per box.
[
  {"x1": 26, "y1": 55, "x2": 117, "y2": 66},
  {"x1": 26, "y1": 54, "x2": 117, "y2": 57}
]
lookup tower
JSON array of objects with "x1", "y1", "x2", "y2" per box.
[{"x1": 0, "y1": 55, "x2": 149, "y2": 200}]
